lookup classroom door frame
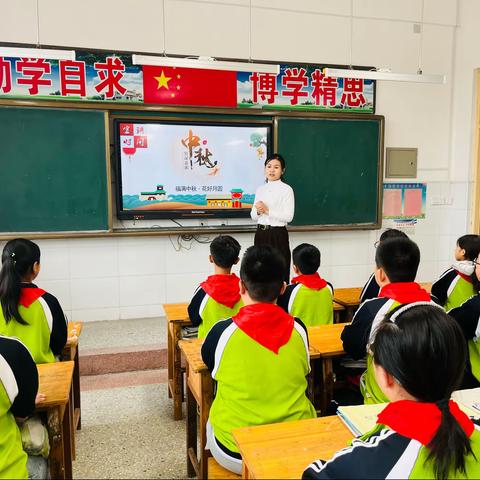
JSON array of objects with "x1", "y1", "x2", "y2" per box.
[{"x1": 472, "y1": 69, "x2": 480, "y2": 233}]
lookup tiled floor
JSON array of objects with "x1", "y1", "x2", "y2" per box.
[
  {"x1": 81, "y1": 317, "x2": 166, "y2": 350},
  {"x1": 72, "y1": 376, "x2": 186, "y2": 479},
  {"x1": 73, "y1": 317, "x2": 186, "y2": 479}
]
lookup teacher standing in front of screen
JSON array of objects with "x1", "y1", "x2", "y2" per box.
[{"x1": 251, "y1": 153, "x2": 295, "y2": 282}]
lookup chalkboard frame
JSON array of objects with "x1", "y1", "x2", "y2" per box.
[
  {"x1": 0, "y1": 98, "x2": 384, "y2": 239},
  {"x1": 0, "y1": 104, "x2": 112, "y2": 236}
]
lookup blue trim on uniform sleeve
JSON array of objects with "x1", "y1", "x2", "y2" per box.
[
  {"x1": 294, "y1": 316, "x2": 309, "y2": 343},
  {"x1": 201, "y1": 318, "x2": 234, "y2": 373},
  {"x1": 341, "y1": 298, "x2": 389, "y2": 359},
  {"x1": 449, "y1": 294, "x2": 480, "y2": 339},
  {"x1": 277, "y1": 284, "x2": 296, "y2": 313},
  {"x1": 302, "y1": 429, "x2": 412, "y2": 479},
  {"x1": 360, "y1": 273, "x2": 380, "y2": 303},
  {"x1": 42, "y1": 292, "x2": 68, "y2": 356},
  {"x1": 431, "y1": 268, "x2": 456, "y2": 307},
  {"x1": 0, "y1": 336, "x2": 38, "y2": 418},
  {"x1": 188, "y1": 287, "x2": 207, "y2": 327}
]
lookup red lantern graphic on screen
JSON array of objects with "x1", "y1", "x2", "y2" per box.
[{"x1": 121, "y1": 136, "x2": 136, "y2": 156}]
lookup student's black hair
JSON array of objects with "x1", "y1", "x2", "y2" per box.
[
  {"x1": 240, "y1": 245, "x2": 285, "y2": 302},
  {"x1": 210, "y1": 235, "x2": 241, "y2": 269},
  {"x1": 375, "y1": 237, "x2": 420, "y2": 283},
  {"x1": 0, "y1": 238, "x2": 41, "y2": 325},
  {"x1": 371, "y1": 304, "x2": 474, "y2": 480},
  {"x1": 457, "y1": 234, "x2": 480, "y2": 261},
  {"x1": 292, "y1": 243, "x2": 320, "y2": 275},
  {"x1": 379, "y1": 228, "x2": 409, "y2": 242}
]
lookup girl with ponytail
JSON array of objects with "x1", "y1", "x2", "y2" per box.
[
  {"x1": 303, "y1": 303, "x2": 480, "y2": 479},
  {"x1": 0, "y1": 239, "x2": 67, "y2": 363}
]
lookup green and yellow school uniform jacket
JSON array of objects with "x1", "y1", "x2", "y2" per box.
[
  {"x1": 188, "y1": 274, "x2": 243, "y2": 339},
  {"x1": 0, "y1": 284, "x2": 68, "y2": 364},
  {"x1": 341, "y1": 282, "x2": 431, "y2": 404},
  {"x1": 201, "y1": 303, "x2": 316, "y2": 454},
  {"x1": 277, "y1": 273, "x2": 334, "y2": 327},
  {"x1": 449, "y1": 294, "x2": 480, "y2": 385},
  {"x1": 431, "y1": 267, "x2": 475, "y2": 311},
  {"x1": 0, "y1": 336, "x2": 38, "y2": 479},
  {"x1": 303, "y1": 400, "x2": 480, "y2": 480}
]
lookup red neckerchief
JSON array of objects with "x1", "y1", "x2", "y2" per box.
[
  {"x1": 291, "y1": 273, "x2": 327, "y2": 291},
  {"x1": 232, "y1": 303, "x2": 294, "y2": 354},
  {"x1": 19, "y1": 284, "x2": 46, "y2": 308},
  {"x1": 200, "y1": 274, "x2": 241, "y2": 309},
  {"x1": 455, "y1": 270, "x2": 473, "y2": 284},
  {"x1": 377, "y1": 400, "x2": 474, "y2": 446},
  {"x1": 379, "y1": 282, "x2": 430, "y2": 304}
]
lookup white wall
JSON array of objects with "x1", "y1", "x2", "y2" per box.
[{"x1": 1, "y1": 0, "x2": 478, "y2": 321}]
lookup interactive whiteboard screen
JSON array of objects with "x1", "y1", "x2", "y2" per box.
[{"x1": 115, "y1": 120, "x2": 271, "y2": 219}]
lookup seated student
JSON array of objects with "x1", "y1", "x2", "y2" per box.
[
  {"x1": 188, "y1": 235, "x2": 243, "y2": 339},
  {"x1": 360, "y1": 228, "x2": 408, "y2": 303},
  {"x1": 0, "y1": 239, "x2": 68, "y2": 364},
  {"x1": 449, "y1": 253, "x2": 480, "y2": 388},
  {"x1": 0, "y1": 335, "x2": 38, "y2": 479},
  {"x1": 277, "y1": 243, "x2": 333, "y2": 326},
  {"x1": 202, "y1": 245, "x2": 316, "y2": 474},
  {"x1": 304, "y1": 303, "x2": 480, "y2": 480},
  {"x1": 341, "y1": 237, "x2": 431, "y2": 404},
  {"x1": 431, "y1": 234, "x2": 480, "y2": 310}
]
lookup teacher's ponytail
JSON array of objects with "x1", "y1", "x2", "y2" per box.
[
  {"x1": 0, "y1": 239, "x2": 40, "y2": 324},
  {"x1": 371, "y1": 304, "x2": 473, "y2": 479}
]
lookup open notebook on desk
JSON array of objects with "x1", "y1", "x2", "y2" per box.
[
  {"x1": 338, "y1": 392, "x2": 480, "y2": 437},
  {"x1": 452, "y1": 388, "x2": 480, "y2": 417}
]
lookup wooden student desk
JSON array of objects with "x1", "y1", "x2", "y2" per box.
[
  {"x1": 332, "y1": 288, "x2": 363, "y2": 321},
  {"x1": 179, "y1": 338, "x2": 212, "y2": 479},
  {"x1": 308, "y1": 323, "x2": 347, "y2": 414},
  {"x1": 165, "y1": 301, "x2": 345, "y2": 421},
  {"x1": 233, "y1": 415, "x2": 354, "y2": 479},
  {"x1": 36, "y1": 361, "x2": 75, "y2": 480},
  {"x1": 164, "y1": 303, "x2": 192, "y2": 420},
  {"x1": 179, "y1": 336, "x2": 324, "y2": 479},
  {"x1": 62, "y1": 321, "x2": 83, "y2": 431}
]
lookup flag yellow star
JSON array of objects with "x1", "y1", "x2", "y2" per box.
[{"x1": 154, "y1": 70, "x2": 171, "y2": 90}]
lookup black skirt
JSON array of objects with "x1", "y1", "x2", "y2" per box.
[{"x1": 254, "y1": 225, "x2": 291, "y2": 283}]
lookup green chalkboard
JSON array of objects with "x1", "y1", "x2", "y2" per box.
[
  {"x1": 278, "y1": 116, "x2": 383, "y2": 227},
  {"x1": 0, "y1": 106, "x2": 109, "y2": 233}
]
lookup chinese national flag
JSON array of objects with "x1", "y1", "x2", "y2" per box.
[{"x1": 143, "y1": 65, "x2": 237, "y2": 107}]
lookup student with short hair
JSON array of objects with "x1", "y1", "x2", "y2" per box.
[
  {"x1": 202, "y1": 245, "x2": 316, "y2": 474},
  {"x1": 0, "y1": 239, "x2": 68, "y2": 364},
  {"x1": 431, "y1": 234, "x2": 480, "y2": 310},
  {"x1": 188, "y1": 235, "x2": 242, "y2": 339},
  {"x1": 0, "y1": 335, "x2": 38, "y2": 479},
  {"x1": 360, "y1": 229, "x2": 408, "y2": 303},
  {"x1": 341, "y1": 237, "x2": 431, "y2": 404},
  {"x1": 277, "y1": 243, "x2": 333, "y2": 326},
  {"x1": 448, "y1": 253, "x2": 480, "y2": 388},
  {"x1": 304, "y1": 303, "x2": 480, "y2": 480}
]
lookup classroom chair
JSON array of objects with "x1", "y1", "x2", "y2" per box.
[{"x1": 207, "y1": 457, "x2": 241, "y2": 479}]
